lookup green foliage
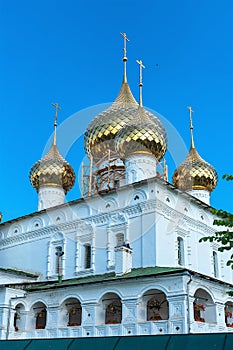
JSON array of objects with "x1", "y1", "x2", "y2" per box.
[
  {"x1": 223, "y1": 174, "x2": 233, "y2": 181},
  {"x1": 199, "y1": 175, "x2": 233, "y2": 268}
]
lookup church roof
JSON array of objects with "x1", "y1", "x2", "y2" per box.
[
  {"x1": 0, "y1": 267, "x2": 39, "y2": 278},
  {"x1": 23, "y1": 266, "x2": 233, "y2": 292},
  {"x1": 25, "y1": 267, "x2": 186, "y2": 291}
]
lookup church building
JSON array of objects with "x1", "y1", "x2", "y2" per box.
[{"x1": 0, "y1": 33, "x2": 232, "y2": 340}]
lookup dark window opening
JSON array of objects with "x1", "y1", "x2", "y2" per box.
[
  {"x1": 35, "y1": 309, "x2": 47, "y2": 329},
  {"x1": 85, "y1": 244, "x2": 91, "y2": 269}
]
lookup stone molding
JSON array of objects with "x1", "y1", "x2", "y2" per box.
[{"x1": 0, "y1": 196, "x2": 216, "y2": 249}]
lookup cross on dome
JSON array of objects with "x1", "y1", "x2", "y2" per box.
[
  {"x1": 52, "y1": 102, "x2": 61, "y2": 146},
  {"x1": 120, "y1": 32, "x2": 130, "y2": 83},
  {"x1": 136, "y1": 59, "x2": 145, "y2": 107},
  {"x1": 187, "y1": 106, "x2": 195, "y2": 149}
]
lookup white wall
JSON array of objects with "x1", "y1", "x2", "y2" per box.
[{"x1": 0, "y1": 177, "x2": 232, "y2": 284}]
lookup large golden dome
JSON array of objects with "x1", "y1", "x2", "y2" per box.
[
  {"x1": 115, "y1": 105, "x2": 167, "y2": 160},
  {"x1": 84, "y1": 81, "x2": 139, "y2": 163},
  {"x1": 30, "y1": 144, "x2": 75, "y2": 193},
  {"x1": 172, "y1": 146, "x2": 218, "y2": 192}
]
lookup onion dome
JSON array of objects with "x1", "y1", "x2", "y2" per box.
[
  {"x1": 30, "y1": 144, "x2": 75, "y2": 193},
  {"x1": 115, "y1": 105, "x2": 167, "y2": 160},
  {"x1": 30, "y1": 104, "x2": 75, "y2": 193},
  {"x1": 84, "y1": 82, "x2": 138, "y2": 163},
  {"x1": 172, "y1": 107, "x2": 217, "y2": 192},
  {"x1": 115, "y1": 59, "x2": 167, "y2": 161},
  {"x1": 84, "y1": 32, "x2": 139, "y2": 164}
]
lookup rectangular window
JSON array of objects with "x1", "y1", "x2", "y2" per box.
[
  {"x1": 177, "y1": 237, "x2": 184, "y2": 266},
  {"x1": 116, "y1": 233, "x2": 124, "y2": 247},
  {"x1": 84, "y1": 244, "x2": 91, "y2": 269},
  {"x1": 213, "y1": 251, "x2": 218, "y2": 277},
  {"x1": 55, "y1": 246, "x2": 63, "y2": 274}
]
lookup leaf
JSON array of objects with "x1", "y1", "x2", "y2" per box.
[{"x1": 223, "y1": 174, "x2": 233, "y2": 181}]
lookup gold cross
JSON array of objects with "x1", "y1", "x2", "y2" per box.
[
  {"x1": 187, "y1": 106, "x2": 194, "y2": 129},
  {"x1": 136, "y1": 59, "x2": 145, "y2": 83},
  {"x1": 136, "y1": 59, "x2": 146, "y2": 106},
  {"x1": 52, "y1": 102, "x2": 61, "y2": 126},
  {"x1": 120, "y1": 32, "x2": 130, "y2": 58}
]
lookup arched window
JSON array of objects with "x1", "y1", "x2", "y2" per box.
[
  {"x1": 193, "y1": 289, "x2": 216, "y2": 323},
  {"x1": 105, "y1": 300, "x2": 122, "y2": 324},
  {"x1": 13, "y1": 303, "x2": 25, "y2": 332},
  {"x1": 213, "y1": 251, "x2": 219, "y2": 278},
  {"x1": 146, "y1": 291, "x2": 169, "y2": 321},
  {"x1": 66, "y1": 300, "x2": 82, "y2": 327},
  {"x1": 177, "y1": 237, "x2": 184, "y2": 266},
  {"x1": 35, "y1": 308, "x2": 47, "y2": 329},
  {"x1": 98, "y1": 293, "x2": 122, "y2": 325},
  {"x1": 84, "y1": 244, "x2": 91, "y2": 269}
]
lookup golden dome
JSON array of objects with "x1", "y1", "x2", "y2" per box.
[
  {"x1": 172, "y1": 144, "x2": 218, "y2": 192},
  {"x1": 173, "y1": 107, "x2": 218, "y2": 192},
  {"x1": 115, "y1": 106, "x2": 167, "y2": 160},
  {"x1": 84, "y1": 82, "x2": 139, "y2": 163},
  {"x1": 30, "y1": 144, "x2": 75, "y2": 193}
]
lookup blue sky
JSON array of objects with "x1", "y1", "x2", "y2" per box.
[{"x1": 0, "y1": 0, "x2": 232, "y2": 222}]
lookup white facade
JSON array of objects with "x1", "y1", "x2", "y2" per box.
[
  {"x1": 0, "y1": 39, "x2": 231, "y2": 339},
  {"x1": 0, "y1": 175, "x2": 233, "y2": 340}
]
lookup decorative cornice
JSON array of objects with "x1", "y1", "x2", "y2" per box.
[{"x1": 0, "y1": 196, "x2": 217, "y2": 249}]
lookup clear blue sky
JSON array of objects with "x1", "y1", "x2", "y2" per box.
[{"x1": 1, "y1": 0, "x2": 232, "y2": 222}]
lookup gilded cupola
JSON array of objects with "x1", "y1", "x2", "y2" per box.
[
  {"x1": 115, "y1": 60, "x2": 167, "y2": 161},
  {"x1": 30, "y1": 104, "x2": 75, "y2": 194},
  {"x1": 84, "y1": 33, "x2": 139, "y2": 164},
  {"x1": 172, "y1": 107, "x2": 218, "y2": 193}
]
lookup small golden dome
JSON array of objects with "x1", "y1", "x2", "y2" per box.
[
  {"x1": 84, "y1": 82, "x2": 139, "y2": 163},
  {"x1": 30, "y1": 144, "x2": 75, "y2": 193},
  {"x1": 173, "y1": 107, "x2": 218, "y2": 193},
  {"x1": 172, "y1": 146, "x2": 218, "y2": 192},
  {"x1": 115, "y1": 106, "x2": 167, "y2": 160}
]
